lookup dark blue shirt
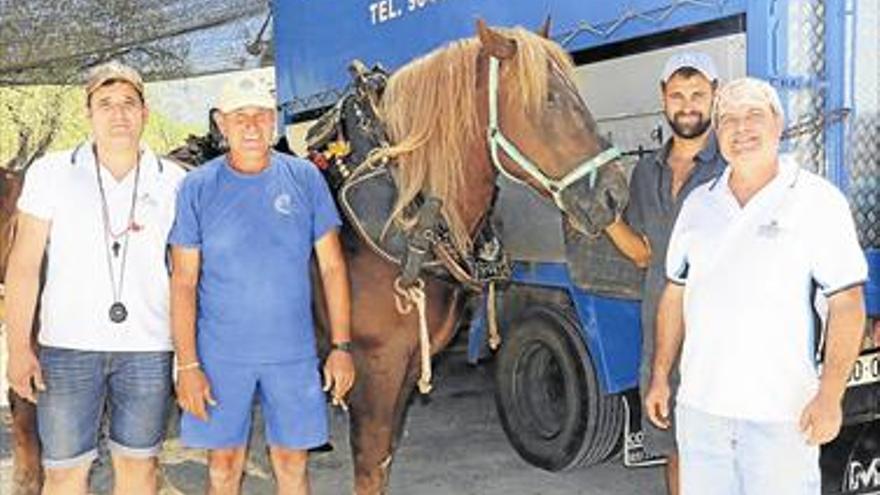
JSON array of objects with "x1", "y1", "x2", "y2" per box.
[
  {"x1": 625, "y1": 134, "x2": 726, "y2": 314},
  {"x1": 168, "y1": 153, "x2": 341, "y2": 363}
]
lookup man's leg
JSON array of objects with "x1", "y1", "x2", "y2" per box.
[
  {"x1": 637, "y1": 294, "x2": 678, "y2": 483},
  {"x1": 208, "y1": 448, "x2": 248, "y2": 495},
  {"x1": 110, "y1": 456, "x2": 158, "y2": 495},
  {"x1": 36, "y1": 347, "x2": 105, "y2": 495},
  {"x1": 106, "y1": 351, "x2": 172, "y2": 495},
  {"x1": 180, "y1": 356, "x2": 259, "y2": 494},
  {"x1": 269, "y1": 447, "x2": 310, "y2": 495},
  {"x1": 736, "y1": 419, "x2": 820, "y2": 495},
  {"x1": 675, "y1": 404, "x2": 739, "y2": 495},
  {"x1": 258, "y1": 359, "x2": 328, "y2": 495},
  {"x1": 42, "y1": 464, "x2": 90, "y2": 495}
]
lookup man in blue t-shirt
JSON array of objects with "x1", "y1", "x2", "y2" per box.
[{"x1": 168, "y1": 72, "x2": 354, "y2": 494}]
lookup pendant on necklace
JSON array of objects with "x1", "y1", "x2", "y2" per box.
[
  {"x1": 109, "y1": 302, "x2": 128, "y2": 323},
  {"x1": 112, "y1": 241, "x2": 121, "y2": 257}
]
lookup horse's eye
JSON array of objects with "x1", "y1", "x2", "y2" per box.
[{"x1": 547, "y1": 91, "x2": 562, "y2": 108}]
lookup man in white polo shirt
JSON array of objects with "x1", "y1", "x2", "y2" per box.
[
  {"x1": 4, "y1": 61, "x2": 185, "y2": 494},
  {"x1": 645, "y1": 77, "x2": 867, "y2": 494}
]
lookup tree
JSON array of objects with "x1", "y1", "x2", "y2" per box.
[{"x1": 0, "y1": 0, "x2": 190, "y2": 171}]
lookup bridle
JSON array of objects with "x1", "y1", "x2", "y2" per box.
[{"x1": 485, "y1": 55, "x2": 621, "y2": 210}]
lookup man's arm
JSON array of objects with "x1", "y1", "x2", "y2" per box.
[
  {"x1": 4, "y1": 212, "x2": 49, "y2": 403},
  {"x1": 645, "y1": 281, "x2": 686, "y2": 429},
  {"x1": 314, "y1": 229, "x2": 355, "y2": 405},
  {"x1": 605, "y1": 218, "x2": 651, "y2": 268},
  {"x1": 169, "y1": 246, "x2": 215, "y2": 421},
  {"x1": 799, "y1": 285, "x2": 866, "y2": 445}
]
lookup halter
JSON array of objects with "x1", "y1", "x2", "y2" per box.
[{"x1": 486, "y1": 56, "x2": 621, "y2": 210}]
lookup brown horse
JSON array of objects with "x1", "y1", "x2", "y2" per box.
[
  {"x1": 1, "y1": 167, "x2": 43, "y2": 495},
  {"x1": 1, "y1": 167, "x2": 24, "y2": 278},
  {"x1": 319, "y1": 21, "x2": 629, "y2": 494}
]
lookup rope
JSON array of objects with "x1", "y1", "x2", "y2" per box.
[
  {"x1": 486, "y1": 282, "x2": 502, "y2": 351},
  {"x1": 393, "y1": 277, "x2": 433, "y2": 394}
]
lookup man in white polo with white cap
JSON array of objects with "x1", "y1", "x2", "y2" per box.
[
  {"x1": 609, "y1": 51, "x2": 725, "y2": 494},
  {"x1": 169, "y1": 71, "x2": 355, "y2": 494},
  {"x1": 647, "y1": 77, "x2": 866, "y2": 493}
]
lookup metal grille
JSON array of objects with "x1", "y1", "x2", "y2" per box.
[
  {"x1": 781, "y1": 0, "x2": 879, "y2": 248},
  {"x1": 782, "y1": 0, "x2": 826, "y2": 175},
  {"x1": 847, "y1": 1, "x2": 880, "y2": 248}
]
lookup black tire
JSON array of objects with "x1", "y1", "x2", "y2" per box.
[{"x1": 494, "y1": 304, "x2": 623, "y2": 471}]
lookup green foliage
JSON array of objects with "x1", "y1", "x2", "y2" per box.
[{"x1": 0, "y1": 84, "x2": 200, "y2": 169}]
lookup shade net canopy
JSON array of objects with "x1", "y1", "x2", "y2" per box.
[{"x1": 0, "y1": 0, "x2": 272, "y2": 85}]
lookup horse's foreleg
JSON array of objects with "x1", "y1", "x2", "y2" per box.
[
  {"x1": 349, "y1": 343, "x2": 418, "y2": 495},
  {"x1": 9, "y1": 388, "x2": 42, "y2": 495}
]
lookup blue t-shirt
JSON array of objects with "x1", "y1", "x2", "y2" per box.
[{"x1": 168, "y1": 153, "x2": 341, "y2": 363}]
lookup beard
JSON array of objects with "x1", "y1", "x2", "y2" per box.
[{"x1": 666, "y1": 111, "x2": 712, "y2": 139}]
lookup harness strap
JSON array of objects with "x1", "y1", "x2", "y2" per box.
[
  {"x1": 486, "y1": 281, "x2": 501, "y2": 351},
  {"x1": 393, "y1": 277, "x2": 433, "y2": 394},
  {"x1": 486, "y1": 56, "x2": 621, "y2": 210}
]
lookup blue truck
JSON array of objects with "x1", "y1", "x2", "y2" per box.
[{"x1": 272, "y1": 1, "x2": 880, "y2": 492}]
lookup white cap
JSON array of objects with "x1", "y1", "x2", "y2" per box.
[
  {"x1": 217, "y1": 72, "x2": 275, "y2": 113},
  {"x1": 660, "y1": 52, "x2": 719, "y2": 84}
]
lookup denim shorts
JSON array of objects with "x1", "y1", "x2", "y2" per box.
[
  {"x1": 37, "y1": 347, "x2": 173, "y2": 469},
  {"x1": 676, "y1": 404, "x2": 820, "y2": 495},
  {"x1": 181, "y1": 355, "x2": 328, "y2": 450}
]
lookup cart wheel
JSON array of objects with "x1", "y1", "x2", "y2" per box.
[{"x1": 494, "y1": 305, "x2": 622, "y2": 471}]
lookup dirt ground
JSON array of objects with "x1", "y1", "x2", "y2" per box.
[{"x1": 0, "y1": 318, "x2": 665, "y2": 494}]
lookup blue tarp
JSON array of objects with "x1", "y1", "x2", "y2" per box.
[{"x1": 271, "y1": 0, "x2": 746, "y2": 120}]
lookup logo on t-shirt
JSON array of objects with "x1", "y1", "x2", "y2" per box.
[{"x1": 274, "y1": 193, "x2": 293, "y2": 215}]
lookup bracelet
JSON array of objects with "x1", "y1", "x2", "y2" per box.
[
  {"x1": 176, "y1": 361, "x2": 201, "y2": 372},
  {"x1": 331, "y1": 341, "x2": 353, "y2": 353}
]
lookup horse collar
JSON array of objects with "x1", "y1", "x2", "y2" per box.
[{"x1": 485, "y1": 56, "x2": 621, "y2": 210}]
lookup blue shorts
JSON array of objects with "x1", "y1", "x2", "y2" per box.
[
  {"x1": 37, "y1": 347, "x2": 173, "y2": 469},
  {"x1": 180, "y1": 356, "x2": 328, "y2": 450},
  {"x1": 676, "y1": 404, "x2": 820, "y2": 495}
]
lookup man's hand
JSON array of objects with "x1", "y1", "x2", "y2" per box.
[
  {"x1": 645, "y1": 378, "x2": 672, "y2": 430},
  {"x1": 799, "y1": 391, "x2": 843, "y2": 446},
  {"x1": 7, "y1": 346, "x2": 45, "y2": 403},
  {"x1": 176, "y1": 368, "x2": 216, "y2": 422},
  {"x1": 323, "y1": 349, "x2": 355, "y2": 409}
]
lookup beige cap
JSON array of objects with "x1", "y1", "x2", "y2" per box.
[
  {"x1": 714, "y1": 77, "x2": 785, "y2": 127},
  {"x1": 85, "y1": 61, "x2": 144, "y2": 99},
  {"x1": 217, "y1": 72, "x2": 276, "y2": 113}
]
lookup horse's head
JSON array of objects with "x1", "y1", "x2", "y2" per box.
[
  {"x1": 475, "y1": 20, "x2": 629, "y2": 237},
  {"x1": 376, "y1": 21, "x2": 628, "y2": 256}
]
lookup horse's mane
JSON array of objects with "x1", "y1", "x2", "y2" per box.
[{"x1": 373, "y1": 27, "x2": 575, "y2": 254}]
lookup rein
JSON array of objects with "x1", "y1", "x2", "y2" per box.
[{"x1": 485, "y1": 56, "x2": 621, "y2": 210}]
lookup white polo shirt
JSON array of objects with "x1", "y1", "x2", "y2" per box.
[
  {"x1": 17, "y1": 142, "x2": 186, "y2": 352},
  {"x1": 666, "y1": 153, "x2": 867, "y2": 422}
]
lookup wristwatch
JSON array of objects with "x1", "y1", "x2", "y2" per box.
[{"x1": 331, "y1": 341, "x2": 353, "y2": 352}]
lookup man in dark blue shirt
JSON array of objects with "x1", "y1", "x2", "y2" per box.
[{"x1": 609, "y1": 52, "x2": 726, "y2": 495}]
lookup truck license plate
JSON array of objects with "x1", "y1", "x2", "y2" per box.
[{"x1": 847, "y1": 350, "x2": 880, "y2": 388}]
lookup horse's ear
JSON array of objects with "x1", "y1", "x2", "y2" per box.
[
  {"x1": 537, "y1": 15, "x2": 552, "y2": 39},
  {"x1": 476, "y1": 19, "x2": 517, "y2": 60}
]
